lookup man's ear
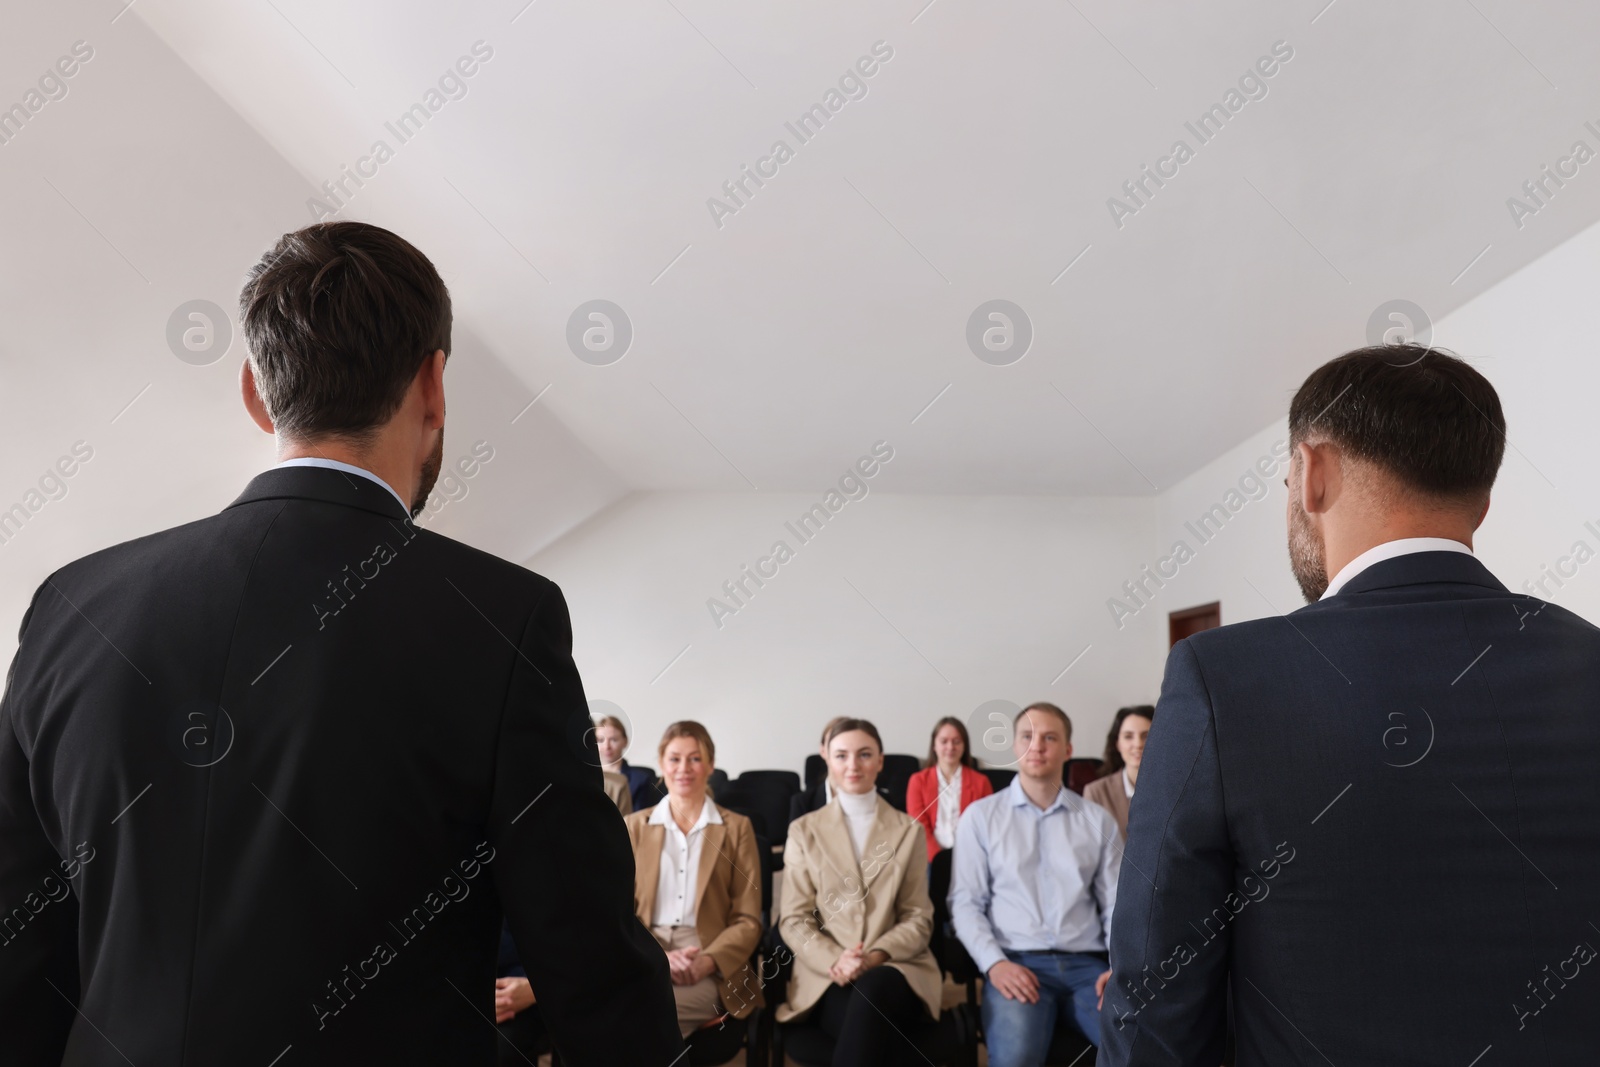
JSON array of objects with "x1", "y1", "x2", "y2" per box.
[
  {"x1": 240, "y1": 360, "x2": 275, "y2": 435},
  {"x1": 418, "y1": 349, "x2": 446, "y2": 430},
  {"x1": 1295, "y1": 441, "x2": 1338, "y2": 515}
]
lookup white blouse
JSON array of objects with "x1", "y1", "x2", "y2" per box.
[
  {"x1": 649, "y1": 798, "x2": 722, "y2": 927},
  {"x1": 934, "y1": 766, "x2": 963, "y2": 850}
]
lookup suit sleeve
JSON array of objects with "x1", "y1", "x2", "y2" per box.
[
  {"x1": 1098, "y1": 639, "x2": 1233, "y2": 1067},
  {"x1": 865, "y1": 825, "x2": 933, "y2": 963},
  {"x1": 487, "y1": 581, "x2": 681, "y2": 1067},
  {"x1": 0, "y1": 583, "x2": 78, "y2": 1065},
  {"x1": 905, "y1": 771, "x2": 937, "y2": 856},
  {"x1": 778, "y1": 823, "x2": 848, "y2": 973},
  {"x1": 702, "y1": 817, "x2": 764, "y2": 980}
]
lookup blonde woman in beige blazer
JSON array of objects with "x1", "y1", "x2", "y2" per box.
[
  {"x1": 623, "y1": 721, "x2": 764, "y2": 1037},
  {"x1": 778, "y1": 718, "x2": 941, "y2": 1067}
]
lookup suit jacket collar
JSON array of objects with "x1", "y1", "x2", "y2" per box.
[
  {"x1": 1327, "y1": 550, "x2": 1507, "y2": 599},
  {"x1": 227, "y1": 466, "x2": 412, "y2": 522},
  {"x1": 817, "y1": 794, "x2": 903, "y2": 890}
]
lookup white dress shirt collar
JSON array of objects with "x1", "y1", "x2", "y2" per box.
[
  {"x1": 648, "y1": 796, "x2": 723, "y2": 830},
  {"x1": 1121, "y1": 769, "x2": 1134, "y2": 799},
  {"x1": 272, "y1": 457, "x2": 409, "y2": 516},
  {"x1": 1320, "y1": 537, "x2": 1473, "y2": 600}
]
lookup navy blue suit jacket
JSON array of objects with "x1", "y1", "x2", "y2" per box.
[{"x1": 1101, "y1": 551, "x2": 1600, "y2": 1065}]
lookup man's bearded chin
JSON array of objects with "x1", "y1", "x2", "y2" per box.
[
  {"x1": 1288, "y1": 495, "x2": 1329, "y2": 603},
  {"x1": 412, "y1": 434, "x2": 443, "y2": 519}
]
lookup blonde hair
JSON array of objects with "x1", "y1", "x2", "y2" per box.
[
  {"x1": 592, "y1": 714, "x2": 628, "y2": 742},
  {"x1": 657, "y1": 720, "x2": 716, "y2": 767}
]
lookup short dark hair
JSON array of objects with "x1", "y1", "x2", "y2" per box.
[
  {"x1": 1014, "y1": 702, "x2": 1071, "y2": 742},
  {"x1": 239, "y1": 221, "x2": 452, "y2": 442},
  {"x1": 1099, "y1": 704, "x2": 1154, "y2": 776},
  {"x1": 1288, "y1": 345, "x2": 1504, "y2": 501},
  {"x1": 923, "y1": 716, "x2": 977, "y2": 769}
]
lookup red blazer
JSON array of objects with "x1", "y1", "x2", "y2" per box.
[{"x1": 906, "y1": 764, "x2": 994, "y2": 858}]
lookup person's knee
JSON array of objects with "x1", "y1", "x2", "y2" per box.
[{"x1": 983, "y1": 989, "x2": 1053, "y2": 1066}]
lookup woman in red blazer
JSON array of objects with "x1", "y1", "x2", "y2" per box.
[{"x1": 906, "y1": 717, "x2": 994, "y2": 859}]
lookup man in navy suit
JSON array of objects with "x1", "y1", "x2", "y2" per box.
[{"x1": 1100, "y1": 345, "x2": 1600, "y2": 1064}]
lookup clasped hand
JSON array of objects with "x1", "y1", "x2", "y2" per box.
[
  {"x1": 829, "y1": 942, "x2": 888, "y2": 986},
  {"x1": 666, "y1": 945, "x2": 718, "y2": 985}
]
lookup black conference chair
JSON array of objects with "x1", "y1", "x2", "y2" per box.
[
  {"x1": 934, "y1": 848, "x2": 1096, "y2": 1066},
  {"x1": 803, "y1": 753, "x2": 826, "y2": 791},
  {"x1": 879, "y1": 753, "x2": 922, "y2": 812},
  {"x1": 1065, "y1": 758, "x2": 1103, "y2": 795},
  {"x1": 733, "y1": 771, "x2": 799, "y2": 868},
  {"x1": 981, "y1": 767, "x2": 1016, "y2": 794}
]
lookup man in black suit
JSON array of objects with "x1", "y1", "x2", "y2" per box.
[
  {"x1": 0, "y1": 222, "x2": 682, "y2": 1066},
  {"x1": 1100, "y1": 345, "x2": 1600, "y2": 1064}
]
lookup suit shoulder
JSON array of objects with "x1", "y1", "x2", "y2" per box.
[
  {"x1": 414, "y1": 526, "x2": 555, "y2": 595},
  {"x1": 1081, "y1": 775, "x2": 1113, "y2": 804},
  {"x1": 718, "y1": 807, "x2": 755, "y2": 836}
]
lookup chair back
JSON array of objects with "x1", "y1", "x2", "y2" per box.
[
  {"x1": 878, "y1": 753, "x2": 922, "y2": 811},
  {"x1": 1065, "y1": 758, "x2": 1104, "y2": 795},
  {"x1": 803, "y1": 753, "x2": 826, "y2": 791},
  {"x1": 981, "y1": 767, "x2": 1016, "y2": 794},
  {"x1": 733, "y1": 771, "x2": 800, "y2": 861}
]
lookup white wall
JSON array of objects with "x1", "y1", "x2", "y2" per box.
[{"x1": 528, "y1": 486, "x2": 1169, "y2": 778}]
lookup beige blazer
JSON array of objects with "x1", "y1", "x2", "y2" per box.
[
  {"x1": 624, "y1": 802, "x2": 765, "y2": 1019},
  {"x1": 777, "y1": 796, "x2": 941, "y2": 1023},
  {"x1": 1082, "y1": 772, "x2": 1130, "y2": 840},
  {"x1": 603, "y1": 771, "x2": 634, "y2": 815}
]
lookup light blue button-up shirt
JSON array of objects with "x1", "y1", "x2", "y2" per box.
[{"x1": 949, "y1": 775, "x2": 1121, "y2": 975}]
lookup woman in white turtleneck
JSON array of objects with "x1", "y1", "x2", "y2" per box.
[{"x1": 777, "y1": 719, "x2": 942, "y2": 1067}]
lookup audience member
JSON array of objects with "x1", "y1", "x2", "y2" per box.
[
  {"x1": 790, "y1": 715, "x2": 888, "y2": 821},
  {"x1": 779, "y1": 718, "x2": 942, "y2": 1067},
  {"x1": 950, "y1": 702, "x2": 1120, "y2": 1064},
  {"x1": 905, "y1": 716, "x2": 994, "y2": 858},
  {"x1": 603, "y1": 768, "x2": 635, "y2": 815},
  {"x1": 493, "y1": 924, "x2": 547, "y2": 1065},
  {"x1": 624, "y1": 721, "x2": 765, "y2": 1037},
  {"x1": 595, "y1": 714, "x2": 656, "y2": 811},
  {"x1": 1081, "y1": 706, "x2": 1152, "y2": 840}
]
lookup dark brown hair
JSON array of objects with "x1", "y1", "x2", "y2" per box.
[
  {"x1": 239, "y1": 221, "x2": 452, "y2": 442},
  {"x1": 1099, "y1": 705, "x2": 1154, "y2": 776},
  {"x1": 923, "y1": 716, "x2": 977, "y2": 769},
  {"x1": 1288, "y1": 345, "x2": 1505, "y2": 502},
  {"x1": 824, "y1": 718, "x2": 883, "y2": 753},
  {"x1": 1014, "y1": 702, "x2": 1071, "y2": 742}
]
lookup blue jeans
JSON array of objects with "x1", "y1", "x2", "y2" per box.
[{"x1": 981, "y1": 950, "x2": 1107, "y2": 1067}]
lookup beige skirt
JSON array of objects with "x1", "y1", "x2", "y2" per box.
[{"x1": 651, "y1": 924, "x2": 724, "y2": 1036}]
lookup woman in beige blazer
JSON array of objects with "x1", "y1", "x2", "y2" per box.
[
  {"x1": 623, "y1": 721, "x2": 764, "y2": 1037},
  {"x1": 779, "y1": 718, "x2": 940, "y2": 1067},
  {"x1": 1082, "y1": 704, "x2": 1153, "y2": 839}
]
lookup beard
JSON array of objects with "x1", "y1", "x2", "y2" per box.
[
  {"x1": 411, "y1": 433, "x2": 443, "y2": 519},
  {"x1": 1288, "y1": 493, "x2": 1329, "y2": 603}
]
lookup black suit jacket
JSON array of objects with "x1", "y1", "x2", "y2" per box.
[
  {"x1": 1101, "y1": 551, "x2": 1600, "y2": 1064},
  {"x1": 0, "y1": 466, "x2": 681, "y2": 1066}
]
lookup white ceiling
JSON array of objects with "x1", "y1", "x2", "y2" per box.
[{"x1": 2, "y1": 0, "x2": 1599, "y2": 618}]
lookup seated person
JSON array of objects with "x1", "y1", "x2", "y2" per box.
[
  {"x1": 493, "y1": 923, "x2": 548, "y2": 1066},
  {"x1": 1081, "y1": 705, "x2": 1153, "y2": 840},
  {"x1": 790, "y1": 715, "x2": 887, "y2": 822},
  {"x1": 906, "y1": 716, "x2": 994, "y2": 858},
  {"x1": 624, "y1": 721, "x2": 764, "y2": 1037},
  {"x1": 778, "y1": 718, "x2": 942, "y2": 1067},
  {"x1": 595, "y1": 713, "x2": 656, "y2": 812},
  {"x1": 949, "y1": 702, "x2": 1120, "y2": 1065},
  {"x1": 603, "y1": 769, "x2": 634, "y2": 815}
]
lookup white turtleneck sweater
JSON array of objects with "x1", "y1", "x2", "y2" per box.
[{"x1": 837, "y1": 787, "x2": 879, "y2": 862}]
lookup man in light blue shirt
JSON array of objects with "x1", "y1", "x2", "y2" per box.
[{"x1": 950, "y1": 702, "x2": 1120, "y2": 1064}]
